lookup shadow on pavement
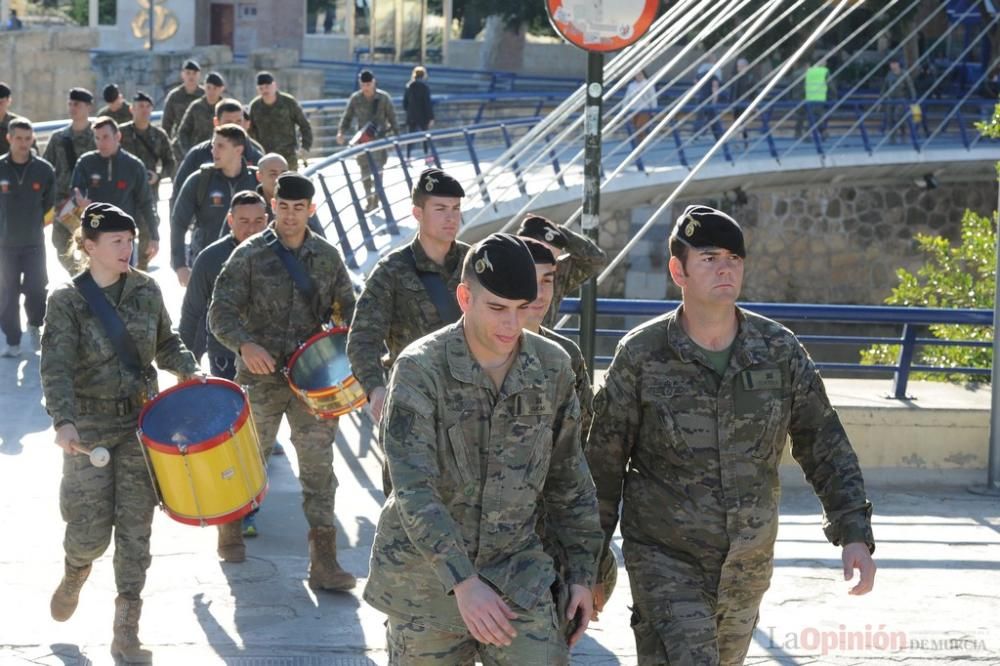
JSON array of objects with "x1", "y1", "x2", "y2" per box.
[{"x1": 0, "y1": 353, "x2": 51, "y2": 456}]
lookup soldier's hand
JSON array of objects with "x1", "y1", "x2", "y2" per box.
[
  {"x1": 73, "y1": 187, "x2": 91, "y2": 210},
  {"x1": 566, "y1": 584, "x2": 593, "y2": 646},
  {"x1": 336, "y1": 132, "x2": 345, "y2": 145},
  {"x1": 55, "y1": 423, "x2": 82, "y2": 455},
  {"x1": 453, "y1": 576, "x2": 518, "y2": 647},
  {"x1": 591, "y1": 583, "x2": 606, "y2": 620},
  {"x1": 146, "y1": 240, "x2": 159, "y2": 260},
  {"x1": 175, "y1": 267, "x2": 191, "y2": 287},
  {"x1": 147, "y1": 170, "x2": 159, "y2": 185},
  {"x1": 842, "y1": 542, "x2": 876, "y2": 595},
  {"x1": 240, "y1": 342, "x2": 277, "y2": 375},
  {"x1": 368, "y1": 386, "x2": 387, "y2": 423}
]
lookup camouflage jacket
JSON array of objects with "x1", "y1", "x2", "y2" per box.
[
  {"x1": 40, "y1": 269, "x2": 198, "y2": 426},
  {"x1": 347, "y1": 238, "x2": 469, "y2": 395},
  {"x1": 41, "y1": 124, "x2": 96, "y2": 202},
  {"x1": 364, "y1": 323, "x2": 602, "y2": 631},
  {"x1": 543, "y1": 224, "x2": 608, "y2": 328},
  {"x1": 540, "y1": 326, "x2": 593, "y2": 432},
  {"x1": 586, "y1": 306, "x2": 874, "y2": 568},
  {"x1": 71, "y1": 148, "x2": 157, "y2": 240},
  {"x1": 338, "y1": 89, "x2": 399, "y2": 138},
  {"x1": 96, "y1": 102, "x2": 133, "y2": 125},
  {"x1": 161, "y1": 84, "x2": 204, "y2": 137},
  {"x1": 248, "y1": 92, "x2": 313, "y2": 154},
  {"x1": 209, "y1": 226, "x2": 357, "y2": 378},
  {"x1": 174, "y1": 97, "x2": 216, "y2": 155},
  {"x1": 119, "y1": 121, "x2": 175, "y2": 182}
]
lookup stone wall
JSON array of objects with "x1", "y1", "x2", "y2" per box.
[{"x1": 0, "y1": 27, "x2": 98, "y2": 123}]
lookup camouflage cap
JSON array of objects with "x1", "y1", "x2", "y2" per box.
[
  {"x1": 468, "y1": 233, "x2": 537, "y2": 302},
  {"x1": 414, "y1": 168, "x2": 464, "y2": 198},
  {"x1": 82, "y1": 202, "x2": 137, "y2": 234},
  {"x1": 517, "y1": 215, "x2": 568, "y2": 249},
  {"x1": 670, "y1": 204, "x2": 746, "y2": 258}
]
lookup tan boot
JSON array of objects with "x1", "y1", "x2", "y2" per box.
[
  {"x1": 308, "y1": 526, "x2": 356, "y2": 591},
  {"x1": 50, "y1": 560, "x2": 91, "y2": 622},
  {"x1": 110, "y1": 595, "x2": 152, "y2": 664},
  {"x1": 217, "y1": 520, "x2": 246, "y2": 563}
]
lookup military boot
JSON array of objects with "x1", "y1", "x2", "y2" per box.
[
  {"x1": 217, "y1": 520, "x2": 246, "y2": 562},
  {"x1": 50, "y1": 560, "x2": 91, "y2": 621},
  {"x1": 307, "y1": 526, "x2": 356, "y2": 591},
  {"x1": 110, "y1": 595, "x2": 152, "y2": 664}
]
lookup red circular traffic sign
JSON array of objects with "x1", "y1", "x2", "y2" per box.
[{"x1": 546, "y1": 0, "x2": 659, "y2": 52}]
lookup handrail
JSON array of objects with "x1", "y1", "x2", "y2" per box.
[{"x1": 557, "y1": 298, "x2": 992, "y2": 399}]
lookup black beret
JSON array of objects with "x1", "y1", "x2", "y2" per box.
[
  {"x1": 359, "y1": 69, "x2": 375, "y2": 83},
  {"x1": 102, "y1": 84, "x2": 120, "y2": 103},
  {"x1": 82, "y1": 202, "x2": 137, "y2": 235},
  {"x1": 414, "y1": 168, "x2": 464, "y2": 198},
  {"x1": 183, "y1": 59, "x2": 201, "y2": 72},
  {"x1": 205, "y1": 72, "x2": 225, "y2": 87},
  {"x1": 69, "y1": 87, "x2": 94, "y2": 104},
  {"x1": 522, "y1": 238, "x2": 556, "y2": 265},
  {"x1": 256, "y1": 71, "x2": 275, "y2": 85},
  {"x1": 517, "y1": 215, "x2": 567, "y2": 249},
  {"x1": 468, "y1": 233, "x2": 537, "y2": 302},
  {"x1": 0, "y1": 82, "x2": 10, "y2": 99},
  {"x1": 275, "y1": 171, "x2": 315, "y2": 201},
  {"x1": 670, "y1": 204, "x2": 746, "y2": 258},
  {"x1": 133, "y1": 91, "x2": 154, "y2": 104}
]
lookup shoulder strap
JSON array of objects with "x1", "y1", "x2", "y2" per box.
[
  {"x1": 72, "y1": 272, "x2": 144, "y2": 376},
  {"x1": 131, "y1": 126, "x2": 158, "y2": 159},
  {"x1": 61, "y1": 133, "x2": 78, "y2": 170},
  {"x1": 263, "y1": 228, "x2": 318, "y2": 302},
  {"x1": 405, "y1": 247, "x2": 461, "y2": 324}
]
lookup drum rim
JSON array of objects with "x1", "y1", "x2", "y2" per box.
[
  {"x1": 285, "y1": 325, "x2": 350, "y2": 393},
  {"x1": 161, "y1": 484, "x2": 268, "y2": 526},
  {"x1": 138, "y1": 377, "x2": 251, "y2": 455}
]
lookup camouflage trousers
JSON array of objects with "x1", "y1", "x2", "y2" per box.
[
  {"x1": 356, "y1": 150, "x2": 388, "y2": 200},
  {"x1": 240, "y1": 373, "x2": 339, "y2": 528},
  {"x1": 59, "y1": 413, "x2": 156, "y2": 600},
  {"x1": 625, "y1": 543, "x2": 771, "y2": 666},
  {"x1": 385, "y1": 594, "x2": 568, "y2": 666}
]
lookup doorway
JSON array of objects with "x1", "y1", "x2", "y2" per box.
[{"x1": 210, "y1": 3, "x2": 235, "y2": 49}]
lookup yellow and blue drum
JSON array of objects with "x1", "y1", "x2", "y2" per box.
[
  {"x1": 285, "y1": 326, "x2": 367, "y2": 419},
  {"x1": 137, "y1": 378, "x2": 267, "y2": 526}
]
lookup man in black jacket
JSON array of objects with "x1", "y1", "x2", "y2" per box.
[{"x1": 403, "y1": 66, "x2": 434, "y2": 161}]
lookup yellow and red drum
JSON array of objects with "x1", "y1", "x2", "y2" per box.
[
  {"x1": 137, "y1": 378, "x2": 267, "y2": 526},
  {"x1": 285, "y1": 326, "x2": 367, "y2": 419}
]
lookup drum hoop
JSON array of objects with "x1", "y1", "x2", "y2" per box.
[
  {"x1": 296, "y1": 373, "x2": 360, "y2": 398},
  {"x1": 285, "y1": 325, "x2": 351, "y2": 383},
  {"x1": 160, "y1": 484, "x2": 268, "y2": 527},
  {"x1": 138, "y1": 377, "x2": 251, "y2": 455}
]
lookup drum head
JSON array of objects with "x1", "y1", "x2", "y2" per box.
[
  {"x1": 142, "y1": 382, "x2": 245, "y2": 448},
  {"x1": 290, "y1": 332, "x2": 353, "y2": 391}
]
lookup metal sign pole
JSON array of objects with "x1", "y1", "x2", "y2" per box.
[{"x1": 580, "y1": 52, "x2": 604, "y2": 379}]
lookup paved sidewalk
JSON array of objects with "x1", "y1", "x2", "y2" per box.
[{"x1": 0, "y1": 217, "x2": 998, "y2": 665}]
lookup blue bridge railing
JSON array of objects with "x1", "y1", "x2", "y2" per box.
[{"x1": 557, "y1": 298, "x2": 993, "y2": 399}]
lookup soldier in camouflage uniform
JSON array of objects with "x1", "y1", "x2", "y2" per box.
[
  {"x1": 336, "y1": 69, "x2": 399, "y2": 211},
  {"x1": 42, "y1": 87, "x2": 96, "y2": 275},
  {"x1": 96, "y1": 84, "x2": 133, "y2": 126},
  {"x1": 347, "y1": 168, "x2": 468, "y2": 426},
  {"x1": 516, "y1": 215, "x2": 607, "y2": 329},
  {"x1": 173, "y1": 72, "x2": 226, "y2": 160},
  {"x1": 0, "y1": 82, "x2": 24, "y2": 156},
  {"x1": 209, "y1": 172, "x2": 357, "y2": 587},
  {"x1": 248, "y1": 71, "x2": 313, "y2": 170},
  {"x1": 40, "y1": 202, "x2": 199, "y2": 664},
  {"x1": 71, "y1": 117, "x2": 158, "y2": 269},
  {"x1": 586, "y1": 205, "x2": 877, "y2": 665},
  {"x1": 161, "y1": 59, "x2": 204, "y2": 140},
  {"x1": 364, "y1": 233, "x2": 603, "y2": 665}
]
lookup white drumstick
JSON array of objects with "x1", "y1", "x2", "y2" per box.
[{"x1": 71, "y1": 443, "x2": 110, "y2": 467}]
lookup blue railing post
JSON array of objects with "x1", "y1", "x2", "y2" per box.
[
  {"x1": 672, "y1": 129, "x2": 690, "y2": 169},
  {"x1": 316, "y1": 174, "x2": 358, "y2": 269},
  {"x1": 544, "y1": 133, "x2": 567, "y2": 188},
  {"x1": 366, "y1": 150, "x2": 398, "y2": 235},
  {"x1": 340, "y1": 160, "x2": 377, "y2": 252},
  {"x1": 427, "y1": 138, "x2": 442, "y2": 168},
  {"x1": 463, "y1": 129, "x2": 491, "y2": 204},
  {"x1": 891, "y1": 324, "x2": 918, "y2": 399},
  {"x1": 760, "y1": 109, "x2": 779, "y2": 160},
  {"x1": 856, "y1": 102, "x2": 873, "y2": 155},
  {"x1": 500, "y1": 124, "x2": 528, "y2": 196},
  {"x1": 394, "y1": 142, "x2": 414, "y2": 193},
  {"x1": 956, "y1": 108, "x2": 971, "y2": 149}
]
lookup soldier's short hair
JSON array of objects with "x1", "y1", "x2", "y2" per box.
[
  {"x1": 215, "y1": 98, "x2": 243, "y2": 118},
  {"x1": 229, "y1": 189, "x2": 266, "y2": 212},
  {"x1": 7, "y1": 118, "x2": 32, "y2": 134},
  {"x1": 92, "y1": 116, "x2": 119, "y2": 133},
  {"x1": 214, "y1": 123, "x2": 247, "y2": 146}
]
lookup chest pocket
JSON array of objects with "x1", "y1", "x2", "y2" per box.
[
  {"x1": 733, "y1": 367, "x2": 789, "y2": 462},
  {"x1": 505, "y1": 391, "x2": 554, "y2": 496},
  {"x1": 398, "y1": 273, "x2": 440, "y2": 325},
  {"x1": 641, "y1": 379, "x2": 694, "y2": 464}
]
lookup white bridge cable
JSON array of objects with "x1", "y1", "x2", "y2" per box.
[
  {"x1": 922, "y1": 53, "x2": 1000, "y2": 149},
  {"x1": 468, "y1": 0, "x2": 766, "y2": 231},
  {"x1": 464, "y1": 0, "x2": 728, "y2": 220},
  {"x1": 591, "y1": 0, "x2": 856, "y2": 290}
]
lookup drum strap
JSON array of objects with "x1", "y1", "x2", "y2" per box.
[
  {"x1": 263, "y1": 228, "x2": 330, "y2": 319},
  {"x1": 73, "y1": 272, "x2": 144, "y2": 376},
  {"x1": 405, "y1": 247, "x2": 462, "y2": 324}
]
